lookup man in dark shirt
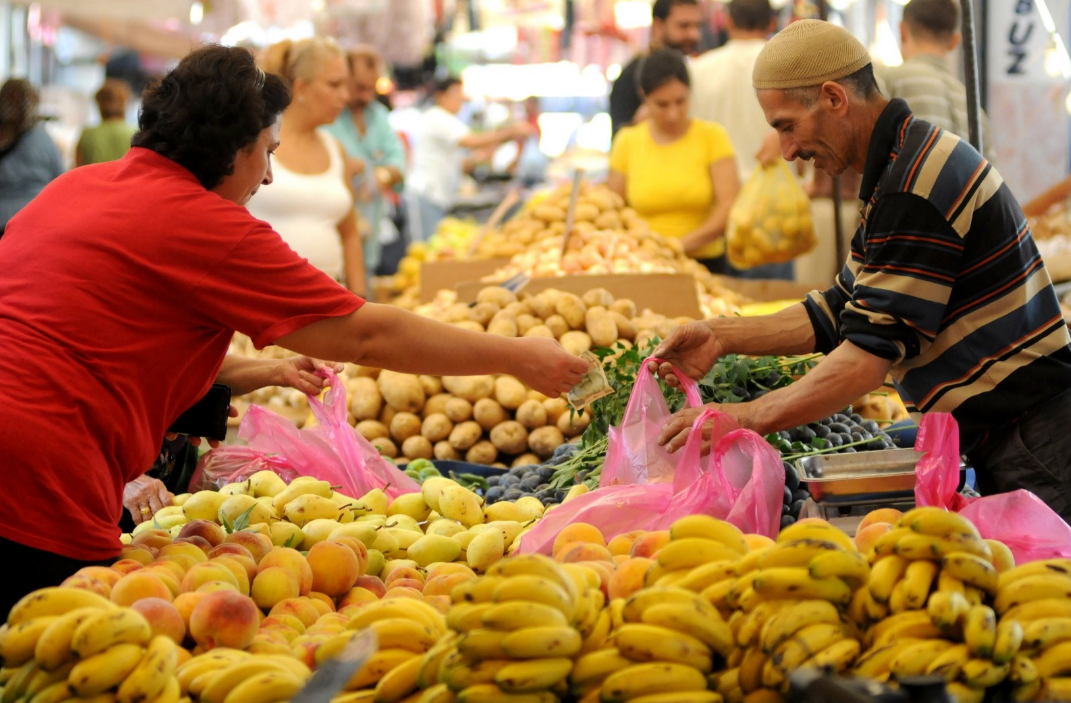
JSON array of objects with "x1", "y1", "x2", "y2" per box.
[{"x1": 609, "y1": 0, "x2": 702, "y2": 138}]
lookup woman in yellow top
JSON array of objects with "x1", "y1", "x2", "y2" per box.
[{"x1": 608, "y1": 49, "x2": 740, "y2": 272}]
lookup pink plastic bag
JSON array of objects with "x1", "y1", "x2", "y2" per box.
[
  {"x1": 599, "y1": 358, "x2": 703, "y2": 487},
  {"x1": 914, "y1": 413, "x2": 1071, "y2": 563},
  {"x1": 239, "y1": 369, "x2": 420, "y2": 499},
  {"x1": 188, "y1": 447, "x2": 300, "y2": 492}
]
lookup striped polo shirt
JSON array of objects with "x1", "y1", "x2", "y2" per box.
[{"x1": 804, "y1": 98, "x2": 1071, "y2": 451}]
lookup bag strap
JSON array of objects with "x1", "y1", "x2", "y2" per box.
[{"x1": 645, "y1": 356, "x2": 703, "y2": 407}]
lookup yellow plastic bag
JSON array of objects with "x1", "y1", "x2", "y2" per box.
[{"x1": 726, "y1": 161, "x2": 816, "y2": 269}]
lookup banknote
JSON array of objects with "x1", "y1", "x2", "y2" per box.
[{"x1": 567, "y1": 351, "x2": 615, "y2": 411}]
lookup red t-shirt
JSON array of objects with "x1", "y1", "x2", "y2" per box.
[{"x1": 0, "y1": 147, "x2": 363, "y2": 561}]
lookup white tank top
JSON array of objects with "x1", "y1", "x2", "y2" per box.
[{"x1": 246, "y1": 129, "x2": 353, "y2": 281}]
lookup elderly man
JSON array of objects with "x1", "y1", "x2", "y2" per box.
[{"x1": 655, "y1": 20, "x2": 1071, "y2": 521}]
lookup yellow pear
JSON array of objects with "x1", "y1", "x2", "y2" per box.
[
  {"x1": 356, "y1": 488, "x2": 389, "y2": 516},
  {"x1": 421, "y1": 477, "x2": 454, "y2": 513},
  {"x1": 218, "y1": 494, "x2": 273, "y2": 527},
  {"x1": 408, "y1": 535, "x2": 462, "y2": 567},
  {"x1": 387, "y1": 493, "x2": 431, "y2": 522},
  {"x1": 172, "y1": 493, "x2": 191, "y2": 507},
  {"x1": 300, "y1": 519, "x2": 343, "y2": 549},
  {"x1": 381, "y1": 559, "x2": 420, "y2": 581},
  {"x1": 426, "y1": 520, "x2": 465, "y2": 539},
  {"x1": 384, "y1": 515, "x2": 422, "y2": 533},
  {"x1": 439, "y1": 485, "x2": 484, "y2": 528},
  {"x1": 330, "y1": 491, "x2": 358, "y2": 507},
  {"x1": 329, "y1": 522, "x2": 379, "y2": 548},
  {"x1": 513, "y1": 497, "x2": 545, "y2": 520},
  {"x1": 241, "y1": 523, "x2": 271, "y2": 538},
  {"x1": 483, "y1": 501, "x2": 531, "y2": 523},
  {"x1": 119, "y1": 533, "x2": 132, "y2": 545},
  {"x1": 488, "y1": 521, "x2": 525, "y2": 547},
  {"x1": 283, "y1": 494, "x2": 340, "y2": 526},
  {"x1": 452, "y1": 530, "x2": 479, "y2": 550},
  {"x1": 249, "y1": 470, "x2": 288, "y2": 498},
  {"x1": 386, "y1": 528, "x2": 422, "y2": 551},
  {"x1": 467, "y1": 529, "x2": 504, "y2": 572},
  {"x1": 270, "y1": 521, "x2": 305, "y2": 548},
  {"x1": 371, "y1": 528, "x2": 400, "y2": 556},
  {"x1": 219, "y1": 480, "x2": 252, "y2": 497},
  {"x1": 357, "y1": 514, "x2": 387, "y2": 526},
  {"x1": 364, "y1": 549, "x2": 386, "y2": 576},
  {"x1": 183, "y1": 490, "x2": 228, "y2": 522},
  {"x1": 271, "y1": 479, "x2": 333, "y2": 512}
]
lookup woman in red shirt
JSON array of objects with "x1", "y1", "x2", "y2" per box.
[{"x1": 0, "y1": 45, "x2": 586, "y2": 613}]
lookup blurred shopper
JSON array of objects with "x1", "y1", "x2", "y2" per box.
[
  {"x1": 407, "y1": 78, "x2": 532, "y2": 242},
  {"x1": 691, "y1": 0, "x2": 792, "y2": 281},
  {"x1": 327, "y1": 46, "x2": 406, "y2": 278},
  {"x1": 609, "y1": 0, "x2": 703, "y2": 138},
  {"x1": 878, "y1": 0, "x2": 997, "y2": 164},
  {"x1": 0, "y1": 79, "x2": 63, "y2": 239},
  {"x1": 76, "y1": 79, "x2": 137, "y2": 166},
  {"x1": 608, "y1": 49, "x2": 740, "y2": 269},
  {"x1": 246, "y1": 37, "x2": 366, "y2": 295}
]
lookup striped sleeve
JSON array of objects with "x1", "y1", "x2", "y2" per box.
[{"x1": 842, "y1": 193, "x2": 964, "y2": 363}]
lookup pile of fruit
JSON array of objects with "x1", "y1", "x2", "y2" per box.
[
  {"x1": 393, "y1": 219, "x2": 481, "y2": 292},
  {"x1": 725, "y1": 169, "x2": 816, "y2": 269}
]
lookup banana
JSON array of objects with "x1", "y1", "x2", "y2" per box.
[
  {"x1": 1034, "y1": 640, "x2": 1071, "y2": 679},
  {"x1": 992, "y1": 619, "x2": 1024, "y2": 665},
  {"x1": 927, "y1": 590, "x2": 971, "y2": 631},
  {"x1": 868, "y1": 611, "x2": 944, "y2": 649},
  {"x1": 362, "y1": 619, "x2": 440, "y2": 655},
  {"x1": 200, "y1": 658, "x2": 297, "y2": 703},
  {"x1": 893, "y1": 533, "x2": 991, "y2": 561},
  {"x1": 23, "y1": 661, "x2": 75, "y2": 699},
  {"x1": 220, "y1": 670, "x2": 304, "y2": 703},
  {"x1": 924, "y1": 643, "x2": 971, "y2": 681},
  {"x1": 457, "y1": 630, "x2": 508, "y2": 660},
  {"x1": 964, "y1": 585, "x2": 984, "y2": 607},
  {"x1": 440, "y1": 658, "x2": 511, "y2": 692},
  {"x1": 770, "y1": 622, "x2": 846, "y2": 672},
  {"x1": 808, "y1": 550, "x2": 869, "y2": 586},
  {"x1": 901, "y1": 560, "x2": 939, "y2": 610},
  {"x1": 960, "y1": 658, "x2": 1010, "y2": 689},
  {"x1": 675, "y1": 562, "x2": 740, "y2": 593},
  {"x1": 600, "y1": 662, "x2": 707, "y2": 703},
  {"x1": 995, "y1": 574, "x2": 1071, "y2": 614},
  {"x1": 6, "y1": 588, "x2": 115, "y2": 626},
  {"x1": 736, "y1": 601, "x2": 795, "y2": 649},
  {"x1": 941, "y1": 553, "x2": 999, "y2": 595},
  {"x1": 500, "y1": 627, "x2": 581, "y2": 659},
  {"x1": 873, "y1": 528, "x2": 914, "y2": 558},
  {"x1": 578, "y1": 609, "x2": 611, "y2": 655},
  {"x1": 446, "y1": 604, "x2": 494, "y2": 634},
  {"x1": 964, "y1": 606, "x2": 998, "y2": 659},
  {"x1": 1001, "y1": 597, "x2": 1071, "y2": 625},
  {"x1": 888, "y1": 638, "x2": 956, "y2": 679},
  {"x1": 998, "y1": 559, "x2": 1071, "y2": 591},
  {"x1": 348, "y1": 601, "x2": 446, "y2": 637},
  {"x1": 2, "y1": 661, "x2": 40, "y2": 703},
  {"x1": 67, "y1": 643, "x2": 146, "y2": 697},
  {"x1": 175, "y1": 650, "x2": 248, "y2": 694},
  {"x1": 1040, "y1": 679, "x2": 1071, "y2": 703},
  {"x1": 901, "y1": 507, "x2": 981, "y2": 539},
  {"x1": 117, "y1": 636, "x2": 179, "y2": 703},
  {"x1": 945, "y1": 682, "x2": 986, "y2": 703},
  {"x1": 751, "y1": 569, "x2": 851, "y2": 605},
  {"x1": 28, "y1": 680, "x2": 73, "y2": 703},
  {"x1": 725, "y1": 573, "x2": 758, "y2": 611},
  {"x1": 887, "y1": 580, "x2": 908, "y2": 615},
  {"x1": 148, "y1": 677, "x2": 179, "y2": 703},
  {"x1": 759, "y1": 600, "x2": 841, "y2": 654},
  {"x1": 570, "y1": 648, "x2": 632, "y2": 690},
  {"x1": 35, "y1": 607, "x2": 103, "y2": 671},
  {"x1": 761, "y1": 655, "x2": 786, "y2": 689},
  {"x1": 852, "y1": 639, "x2": 922, "y2": 680},
  {"x1": 1010, "y1": 654, "x2": 1039, "y2": 684},
  {"x1": 416, "y1": 639, "x2": 457, "y2": 690},
  {"x1": 1010, "y1": 680, "x2": 1043, "y2": 703},
  {"x1": 414, "y1": 683, "x2": 455, "y2": 703},
  {"x1": 71, "y1": 610, "x2": 152, "y2": 659},
  {"x1": 734, "y1": 548, "x2": 770, "y2": 577},
  {"x1": 640, "y1": 603, "x2": 735, "y2": 657},
  {"x1": 669, "y1": 516, "x2": 748, "y2": 554},
  {"x1": 657, "y1": 539, "x2": 746, "y2": 571},
  {"x1": 862, "y1": 590, "x2": 889, "y2": 623},
  {"x1": 491, "y1": 577, "x2": 573, "y2": 622},
  {"x1": 938, "y1": 570, "x2": 968, "y2": 597},
  {"x1": 800, "y1": 638, "x2": 860, "y2": 673},
  {"x1": 480, "y1": 602, "x2": 568, "y2": 632},
  {"x1": 486, "y1": 556, "x2": 577, "y2": 603},
  {"x1": 628, "y1": 693, "x2": 724, "y2": 703},
  {"x1": 494, "y1": 658, "x2": 571, "y2": 693},
  {"x1": 451, "y1": 577, "x2": 504, "y2": 605},
  {"x1": 1023, "y1": 617, "x2": 1071, "y2": 651},
  {"x1": 847, "y1": 588, "x2": 869, "y2": 627},
  {"x1": 868, "y1": 555, "x2": 909, "y2": 604},
  {"x1": 623, "y1": 587, "x2": 715, "y2": 624},
  {"x1": 712, "y1": 667, "x2": 740, "y2": 696},
  {"x1": 613, "y1": 624, "x2": 713, "y2": 672},
  {"x1": 0, "y1": 616, "x2": 57, "y2": 667},
  {"x1": 776, "y1": 522, "x2": 855, "y2": 552},
  {"x1": 759, "y1": 539, "x2": 845, "y2": 570},
  {"x1": 373, "y1": 653, "x2": 423, "y2": 703},
  {"x1": 348, "y1": 649, "x2": 420, "y2": 691},
  {"x1": 454, "y1": 684, "x2": 554, "y2": 703},
  {"x1": 737, "y1": 647, "x2": 768, "y2": 694}
]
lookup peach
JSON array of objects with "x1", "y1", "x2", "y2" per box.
[
  {"x1": 423, "y1": 572, "x2": 474, "y2": 597},
  {"x1": 383, "y1": 587, "x2": 423, "y2": 600},
  {"x1": 307, "y1": 542, "x2": 361, "y2": 597},
  {"x1": 307, "y1": 592, "x2": 336, "y2": 614},
  {"x1": 383, "y1": 567, "x2": 425, "y2": 588},
  {"x1": 257, "y1": 625, "x2": 299, "y2": 644},
  {"x1": 257, "y1": 548, "x2": 313, "y2": 595},
  {"x1": 158, "y1": 542, "x2": 208, "y2": 565},
  {"x1": 197, "y1": 581, "x2": 239, "y2": 594},
  {"x1": 189, "y1": 590, "x2": 260, "y2": 650},
  {"x1": 261, "y1": 613, "x2": 306, "y2": 634},
  {"x1": 290, "y1": 639, "x2": 321, "y2": 670},
  {"x1": 251, "y1": 567, "x2": 301, "y2": 610},
  {"x1": 555, "y1": 542, "x2": 614, "y2": 564},
  {"x1": 208, "y1": 543, "x2": 255, "y2": 561},
  {"x1": 426, "y1": 563, "x2": 475, "y2": 580},
  {"x1": 181, "y1": 562, "x2": 239, "y2": 594},
  {"x1": 326, "y1": 536, "x2": 369, "y2": 575},
  {"x1": 386, "y1": 578, "x2": 424, "y2": 592},
  {"x1": 313, "y1": 612, "x2": 349, "y2": 630},
  {"x1": 337, "y1": 604, "x2": 370, "y2": 618},
  {"x1": 112, "y1": 571, "x2": 174, "y2": 605},
  {"x1": 607, "y1": 530, "x2": 647, "y2": 557},
  {"x1": 175, "y1": 648, "x2": 192, "y2": 667},
  {"x1": 157, "y1": 554, "x2": 198, "y2": 573},
  {"x1": 61, "y1": 574, "x2": 110, "y2": 598},
  {"x1": 247, "y1": 637, "x2": 293, "y2": 655},
  {"x1": 337, "y1": 587, "x2": 380, "y2": 609},
  {"x1": 130, "y1": 597, "x2": 186, "y2": 643},
  {"x1": 353, "y1": 575, "x2": 386, "y2": 599},
  {"x1": 552, "y1": 523, "x2": 606, "y2": 557},
  {"x1": 173, "y1": 592, "x2": 207, "y2": 630},
  {"x1": 148, "y1": 559, "x2": 186, "y2": 581},
  {"x1": 178, "y1": 520, "x2": 227, "y2": 547},
  {"x1": 269, "y1": 598, "x2": 320, "y2": 628},
  {"x1": 119, "y1": 546, "x2": 155, "y2": 566},
  {"x1": 423, "y1": 595, "x2": 451, "y2": 614},
  {"x1": 629, "y1": 530, "x2": 671, "y2": 559},
  {"x1": 608, "y1": 557, "x2": 654, "y2": 600},
  {"x1": 111, "y1": 559, "x2": 146, "y2": 575},
  {"x1": 578, "y1": 561, "x2": 614, "y2": 594},
  {"x1": 132, "y1": 529, "x2": 173, "y2": 550},
  {"x1": 209, "y1": 558, "x2": 251, "y2": 595},
  {"x1": 174, "y1": 535, "x2": 213, "y2": 554},
  {"x1": 854, "y1": 523, "x2": 894, "y2": 555},
  {"x1": 857, "y1": 508, "x2": 904, "y2": 532},
  {"x1": 743, "y1": 534, "x2": 775, "y2": 551},
  {"x1": 141, "y1": 566, "x2": 182, "y2": 597},
  {"x1": 224, "y1": 531, "x2": 273, "y2": 563},
  {"x1": 212, "y1": 554, "x2": 257, "y2": 587},
  {"x1": 612, "y1": 555, "x2": 629, "y2": 566}
]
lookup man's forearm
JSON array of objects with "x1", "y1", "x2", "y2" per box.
[
  {"x1": 710, "y1": 303, "x2": 818, "y2": 357},
  {"x1": 216, "y1": 356, "x2": 285, "y2": 397}
]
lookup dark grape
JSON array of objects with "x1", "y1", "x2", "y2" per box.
[
  {"x1": 850, "y1": 413, "x2": 864, "y2": 424},
  {"x1": 826, "y1": 433, "x2": 844, "y2": 448},
  {"x1": 792, "y1": 488, "x2": 810, "y2": 503},
  {"x1": 828, "y1": 422, "x2": 851, "y2": 435},
  {"x1": 840, "y1": 447, "x2": 857, "y2": 453},
  {"x1": 790, "y1": 499, "x2": 806, "y2": 517},
  {"x1": 509, "y1": 466, "x2": 530, "y2": 477},
  {"x1": 813, "y1": 425, "x2": 831, "y2": 439},
  {"x1": 537, "y1": 466, "x2": 556, "y2": 483},
  {"x1": 501, "y1": 475, "x2": 521, "y2": 488},
  {"x1": 485, "y1": 486, "x2": 505, "y2": 503},
  {"x1": 520, "y1": 475, "x2": 542, "y2": 491},
  {"x1": 784, "y1": 464, "x2": 801, "y2": 491},
  {"x1": 783, "y1": 485, "x2": 793, "y2": 504},
  {"x1": 782, "y1": 503, "x2": 791, "y2": 515},
  {"x1": 862, "y1": 420, "x2": 881, "y2": 434},
  {"x1": 503, "y1": 488, "x2": 525, "y2": 500},
  {"x1": 486, "y1": 475, "x2": 501, "y2": 487},
  {"x1": 780, "y1": 515, "x2": 797, "y2": 528}
]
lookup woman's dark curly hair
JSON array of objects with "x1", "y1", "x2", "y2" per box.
[{"x1": 132, "y1": 45, "x2": 290, "y2": 190}]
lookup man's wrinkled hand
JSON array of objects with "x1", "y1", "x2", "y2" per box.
[
  {"x1": 652, "y1": 321, "x2": 723, "y2": 388},
  {"x1": 124, "y1": 475, "x2": 174, "y2": 524}
]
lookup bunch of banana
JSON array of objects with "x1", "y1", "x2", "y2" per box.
[{"x1": 176, "y1": 648, "x2": 309, "y2": 703}]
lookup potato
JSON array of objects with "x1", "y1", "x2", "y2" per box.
[
  {"x1": 585, "y1": 306, "x2": 619, "y2": 348},
  {"x1": 503, "y1": 301, "x2": 529, "y2": 317},
  {"x1": 516, "y1": 314, "x2": 539, "y2": 336},
  {"x1": 555, "y1": 293, "x2": 587, "y2": 330},
  {"x1": 402, "y1": 435, "x2": 434, "y2": 460},
  {"x1": 379, "y1": 405, "x2": 397, "y2": 427},
  {"x1": 515, "y1": 399, "x2": 548, "y2": 429},
  {"x1": 377, "y1": 370, "x2": 426, "y2": 413},
  {"x1": 674, "y1": 316, "x2": 696, "y2": 326},
  {"x1": 469, "y1": 302, "x2": 500, "y2": 327},
  {"x1": 473, "y1": 398, "x2": 508, "y2": 431},
  {"x1": 654, "y1": 319, "x2": 679, "y2": 340},
  {"x1": 512, "y1": 453, "x2": 541, "y2": 468},
  {"x1": 594, "y1": 210, "x2": 622, "y2": 230},
  {"x1": 527, "y1": 294, "x2": 556, "y2": 320},
  {"x1": 560, "y1": 330, "x2": 593, "y2": 356},
  {"x1": 355, "y1": 420, "x2": 389, "y2": 441},
  {"x1": 582, "y1": 288, "x2": 615, "y2": 308},
  {"x1": 491, "y1": 463, "x2": 508, "y2": 469},
  {"x1": 421, "y1": 413, "x2": 453, "y2": 443},
  {"x1": 434, "y1": 441, "x2": 461, "y2": 461},
  {"x1": 442, "y1": 303, "x2": 471, "y2": 323},
  {"x1": 635, "y1": 329, "x2": 659, "y2": 349},
  {"x1": 543, "y1": 397, "x2": 569, "y2": 424},
  {"x1": 419, "y1": 375, "x2": 443, "y2": 397},
  {"x1": 448, "y1": 421, "x2": 482, "y2": 451},
  {"x1": 453, "y1": 321, "x2": 485, "y2": 333},
  {"x1": 609, "y1": 299, "x2": 637, "y2": 319},
  {"x1": 477, "y1": 286, "x2": 518, "y2": 308},
  {"x1": 527, "y1": 390, "x2": 548, "y2": 402},
  {"x1": 349, "y1": 377, "x2": 383, "y2": 421},
  {"x1": 445, "y1": 397, "x2": 474, "y2": 423},
  {"x1": 544, "y1": 315, "x2": 569, "y2": 339},
  {"x1": 610, "y1": 311, "x2": 636, "y2": 341},
  {"x1": 487, "y1": 311, "x2": 518, "y2": 337},
  {"x1": 574, "y1": 203, "x2": 599, "y2": 222},
  {"x1": 494, "y1": 376, "x2": 527, "y2": 410},
  {"x1": 533, "y1": 204, "x2": 566, "y2": 223},
  {"x1": 424, "y1": 393, "x2": 453, "y2": 418},
  {"x1": 443, "y1": 376, "x2": 494, "y2": 403},
  {"x1": 388, "y1": 411, "x2": 421, "y2": 442},
  {"x1": 528, "y1": 426, "x2": 565, "y2": 460},
  {"x1": 465, "y1": 440, "x2": 499, "y2": 466},
  {"x1": 558, "y1": 410, "x2": 591, "y2": 437},
  {"x1": 490, "y1": 421, "x2": 529, "y2": 455},
  {"x1": 523, "y1": 325, "x2": 555, "y2": 339},
  {"x1": 371, "y1": 437, "x2": 398, "y2": 459}
]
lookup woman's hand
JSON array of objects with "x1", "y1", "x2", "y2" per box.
[
  {"x1": 124, "y1": 475, "x2": 174, "y2": 524},
  {"x1": 512, "y1": 337, "x2": 589, "y2": 398},
  {"x1": 653, "y1": 321, "x2": 724, "y2": 387},
  {"x1": 275, "y1": 357, "x2": 346, "y2": 396}
]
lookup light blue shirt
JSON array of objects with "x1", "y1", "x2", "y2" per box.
[{"x1": 0, "y1": 124, "x2": 64, "y2": 230}]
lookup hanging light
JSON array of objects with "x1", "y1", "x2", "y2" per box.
[{"x1": 189, "y1": 1, "x2": 203, "y2": 25}]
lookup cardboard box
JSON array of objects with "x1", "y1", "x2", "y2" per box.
[
  {"x1": 708, "y1": 274, "x2": 821, "y2": 303},
  {"x1": 418, "y1": 258, "x2": 511, "y2": 302},
  {"x1": 455, "y1": 273, "x2": 704, "y2": 319}
]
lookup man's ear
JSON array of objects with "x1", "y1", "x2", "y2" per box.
[
  {"x1": 947, "y1": 32, "x2": 962, "y2": 52},
  {"x1": 820, "y1": 81, "x2": 851, "y2": 116}
]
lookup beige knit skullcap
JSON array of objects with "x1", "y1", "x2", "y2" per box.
[{"x1": 753, "y1": 20, "x2": 871, "y2": 90}]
